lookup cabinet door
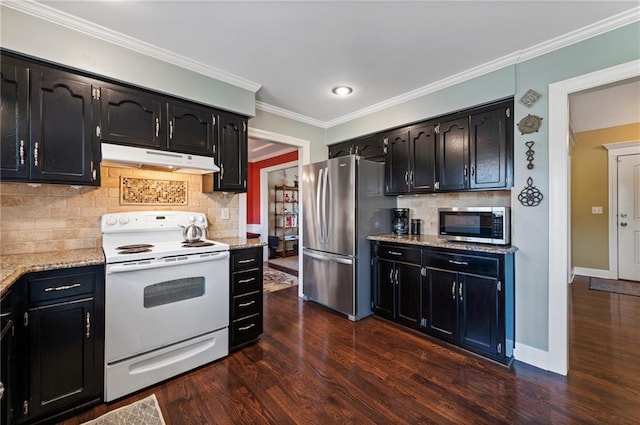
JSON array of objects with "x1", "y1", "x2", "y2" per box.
[
  {"x1": 426, "y1": 268, "x2": 457, "y2": 342},
  {"x1": 353, "y1": 134, "x2": 383, "y2": 160},
  {"x1": 373, "y1": 259, "x2": 395, "y2": 319},
  {"x1": 383, "y1": 128, "x2": 410, "y2": 195},
  {"x1": 328, "y1": 141, "x2": 352, "y2": 159},
  {"x1": 396, "y1": 262, "x2": 422, "y2": 327},
  {"x1": 436, "y1": 117, "x2": 468, "y2": 191},
  {"x1": 1, "y1": 60, "x2": 29, "y2": 179},
  {"x1": 215, "y1": 113, "x2": 247, "y2": 192},
  {"x1": 27, "y1": 300, "x2": 101, "y2": 422},
  {"x1": 100, "y1": 86, "x2": 164, "y2": 149},
  {"x1": 409, "y1": 123, "x2": 436, "y2": 193},
  {"x1": 30, "y1": 70, "x2": 96, "y2": 184},
  {"x1": 469, "y1": 105, "x2": 511, "y2": 189},
  {"x1": 168, "y1": 102, "x2": 215, "y2": 156},
  {"x1": 457, "y1": 273, "x2": 499, "y2": 357}
]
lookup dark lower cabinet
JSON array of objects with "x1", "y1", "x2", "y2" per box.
[
  {"x1": 372, "y1": 241, "x2": 514, "y2": 365},
  {"x1": 1, "y1": 289, "x2": 15, "y2": 425},
  {"x1": 372, "y1": 244, "x2": 422, "y2": 327},
  {"x1": 12, "y1": 265, "x2": 104, "y2": 425},
  {"x1": 229, "y1": 247, "x2": 263, "y2": 349}
]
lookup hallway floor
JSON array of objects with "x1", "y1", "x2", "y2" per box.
[{"x1": 267, "y1": 255, "x2": 298, "y2": 276}]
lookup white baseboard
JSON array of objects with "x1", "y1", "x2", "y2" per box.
[
  {"x1": 573, "y1": 267, "x2": 611, "y2": 279},
  {"x1": 513, "y1": 343, "x2": 549, "y2": 371}
]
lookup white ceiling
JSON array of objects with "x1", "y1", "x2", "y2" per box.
[{"x1": 17, "y1": 1, "x2": 639, "y2": 160}]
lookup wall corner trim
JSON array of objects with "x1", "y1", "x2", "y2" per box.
[{"x1": 572, "y1": 267, "x2": 611, "y2": 279}]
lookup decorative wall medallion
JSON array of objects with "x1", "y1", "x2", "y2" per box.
[
  {"x1": 525, "y1": 141, "x2": 535, "y2": 170},
  {"x1": 518, "y1": 177, "x2": 543, "y2": 207},
  {"x1": 120, "y1": 177, "x2": 188, "y2": 205},
  {"x1": 517, "y1": 114, "x2": 543, "y2": 135},
  {"x1": 518, "y1": 89, "x2": 542, "y2": 108}
]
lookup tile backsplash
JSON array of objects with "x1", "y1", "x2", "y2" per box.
[
  {"x1": 397, "y1": 190, "x2": 512, "y2": 236},
  {"x1": 0, "y1": 166, "x2": 239, "y2": 255}
]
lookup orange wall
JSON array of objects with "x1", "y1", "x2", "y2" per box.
[{"x1": 247, "y1": 151, "x2": 298, "y2": 224}]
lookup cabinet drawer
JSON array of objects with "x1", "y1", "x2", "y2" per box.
[
  {"x1": 425, "y1": 252, "x2": 498, "y2": 277},
  {"x1": 377, "y1": 244, "x2": 421, "y2": 264},
  {"x1": 232, "y1": 248, "x2": 262, "y2": 271},
  {"x1": 231, "y1": 314, "x2": 262, "y2": 345},
  {"x1": 232, "y1": 292, "x2": 261, "y2": 318},
  {"x1": 28, "y1": 271, "x2": 96, "y2": 305},
  {"x1": 232, "y1": 269, "x2": 262, "y2": 296}
]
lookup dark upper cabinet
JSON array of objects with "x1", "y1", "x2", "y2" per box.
[
  {"x1": 0, "y1": 59, "x2": 29, "y2": 179},
  {"x1": 469, "y1": 103, "x2": 513, "y2": 189},
  {"x1": 384, "y1": 122, "x2": 436, "y2": 195},
  {"x1": 99, "y1": 85, "x2": 164, "y2": 149},
  {"x1": 29, "y1": 69, "x2": 98, "y2": 185},
  {"x1": 436, "y1": 117, "x2": 468, "y2": 191},
  {"x1": 168, "y1": 101, "x2": 216, "y2": 155},
  {"x1": 214, "y1": 112, "x2": 247, "y2": 192},
  {"x1": 327, "y1": 134, "x2": 384, "y2": 161},
  {"x1": 383, "y1": 128, "x2": 410, "y2": 195},
  {"x1": 1, "y1": 57, "x2": 98, "y2": 185}
]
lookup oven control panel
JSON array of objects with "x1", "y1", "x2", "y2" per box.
[{"x1": 102, "y1": 211, "x2": 208, "y2": 233}]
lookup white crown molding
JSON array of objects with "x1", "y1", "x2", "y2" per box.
[
  {"x1": 255, "y1": 101, "x2": 326, "y2": 128},
  {"x1": 1, "y1": 0, "x2": 262, "y2": 93},
  {"x1": 249, "y1": 146, "x2": 298, "y2": 164}
]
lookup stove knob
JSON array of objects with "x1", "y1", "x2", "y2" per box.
[
  {"x1": 106, "y1": 217, "x2": 117, "y2": 226},
  {"x1": 188, "y1": 215, "x2": 196, "y2": 223},
  {"x1": 119, "y1": 216, "x2": 130, "y2": 225},
  {"x1": 197, "y1": 216, "x2": 205, "y2": 223}
]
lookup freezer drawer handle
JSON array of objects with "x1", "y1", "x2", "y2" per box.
[{"x1": 304, "y1": 250, "x2": 352, "y2": 265}]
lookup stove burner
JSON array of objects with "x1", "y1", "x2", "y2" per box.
[
  {"x1": 117, "y1": 247, "x2": 153, "y2": 254},
  {"x1": 116, "y1": 244, "x2": 154, "y2": 250},
  {"x1": 182, "y1": 241, "x2": 215, "y2": 248}
]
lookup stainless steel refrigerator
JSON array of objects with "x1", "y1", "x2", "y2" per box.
[{"x1": 302, "y1": 155, "x2": 395, "y2": 320}]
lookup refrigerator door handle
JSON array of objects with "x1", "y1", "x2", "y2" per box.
[
  {"x1": 316, "y1": 167, "x2": 324, "y2": 243},
  {"x1": 321, "y1": 166, "x2": 329, "y2": 244},
  {"x1": 324, "y1": 166, "x2": 331, "y2": 244},
  {"x1": 303, "y1": 248, "x2": 353, "y2": 265}
]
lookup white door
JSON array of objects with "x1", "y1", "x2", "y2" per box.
[{"x1": 618, "y1": 153, "x2": 640, "y2": 281}]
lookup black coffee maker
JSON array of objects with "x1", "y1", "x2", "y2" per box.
[{"x1": 392, "y1": 208, "x2": 409, "y2": 236}]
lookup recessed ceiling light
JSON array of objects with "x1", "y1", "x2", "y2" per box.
[{"x1": 332, "y1": 86, "x2": 353, "y2": 96}]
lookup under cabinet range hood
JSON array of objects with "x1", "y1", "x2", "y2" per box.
[{"x1": 101, "y1": 143, "x2": 220, "y2": 174}]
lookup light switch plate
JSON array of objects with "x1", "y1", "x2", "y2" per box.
[
  {"x1": 592, "y1": 206, "x2": 603, "y2": 214},
  {"x1": 221, "y1": 208, "x2": 230, "y2": 220}
]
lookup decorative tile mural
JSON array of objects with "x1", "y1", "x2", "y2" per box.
[{"x1": 120, "y1": 177, "x2": 188, "y2": 205}]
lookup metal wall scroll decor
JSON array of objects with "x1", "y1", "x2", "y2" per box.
[
  {"x1": 525, "y1": 141, "x2": 535, "y2": 169},
  {"x1": 517, "y1": 114, "x2": 543, "y2": 135},
  {"x1": 518, "y1": 177, "x2": 543, "y2": 207},
  {"x1": 518, "y1": 89, "x2": 542, "y2": 108}
]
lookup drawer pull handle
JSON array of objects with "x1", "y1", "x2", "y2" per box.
[
  {"x1": 238, "y1": 323, "x2": 255, "y2": 331},
  {"x1": 387, "y1": 251, "x2": 402, "y2": 256},
  {"x1": 44, "y1": 283, "x2": 81, "y2": 292},
  {"x1": 238, "y1": 277, "x2": 255, "y2": 284},
  {"x1": 448, "y1": 260, "x2": 468, "y2": 266},
  {"x1": 86, "y1": 312, "x2": 91, "y2": 338},
  {"x1": 238, "y1": 259, "x2": 255, "y2": 264},
  {"x1": 452, "y1": 282, "x2": 456, "y2": 300},
  {"x1": 0, "y1": 381, "x2": 4, "y2": 400},
  {"x1": 238, "y1": 300, "x2": 256, "y2": 307}
]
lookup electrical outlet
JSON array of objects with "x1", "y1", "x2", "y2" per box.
[
  {"x1": 592, "y1": 206, "x2": 603, "y2": 215},
  {"x1": 221, "y1": 208, "x2": 230, "y2": 220}
]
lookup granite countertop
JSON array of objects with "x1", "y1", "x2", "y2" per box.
[
  {"x1": 0, "y1": 248, "x2": 105, "y2": 297},
  {"x1": 216, "y1": 237, "x2": 267, "y2": 250},
  {"x1": 367, "y1": 234, "x2": 517, "y2": 254}
]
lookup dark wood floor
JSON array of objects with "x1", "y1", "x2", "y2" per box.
[{"x1": 60, "y1": 276, "x2": 640, "y2": 424}]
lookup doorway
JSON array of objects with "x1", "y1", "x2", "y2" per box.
[
  {"x1": 612, "y1": 151, "x2": 640, "y2": 280},
  {"x1": 246, "y1": 127, "x2": 310, "y2": 298},
  {"x1": 548, "y1": 59, "x2": 640, "y2": 375}
]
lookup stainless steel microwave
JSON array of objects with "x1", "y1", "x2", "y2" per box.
[{"x1": 438, "y1": 207, "x2": 510, "y2": 245}]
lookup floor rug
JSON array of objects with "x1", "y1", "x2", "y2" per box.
[
  {"x1": 81, "y1": 394, "x2": 165, "y2": 425},
  {"x1": 589, "y1": 277, "x2": 640, "y2": 297},
  {"x1": 264, "y1": 267, "x2": 298, "y2": 294}
]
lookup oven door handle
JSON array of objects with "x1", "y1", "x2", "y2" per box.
[{"x1": 107, "y1": 251, "x2": 229, "y2": 274}]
